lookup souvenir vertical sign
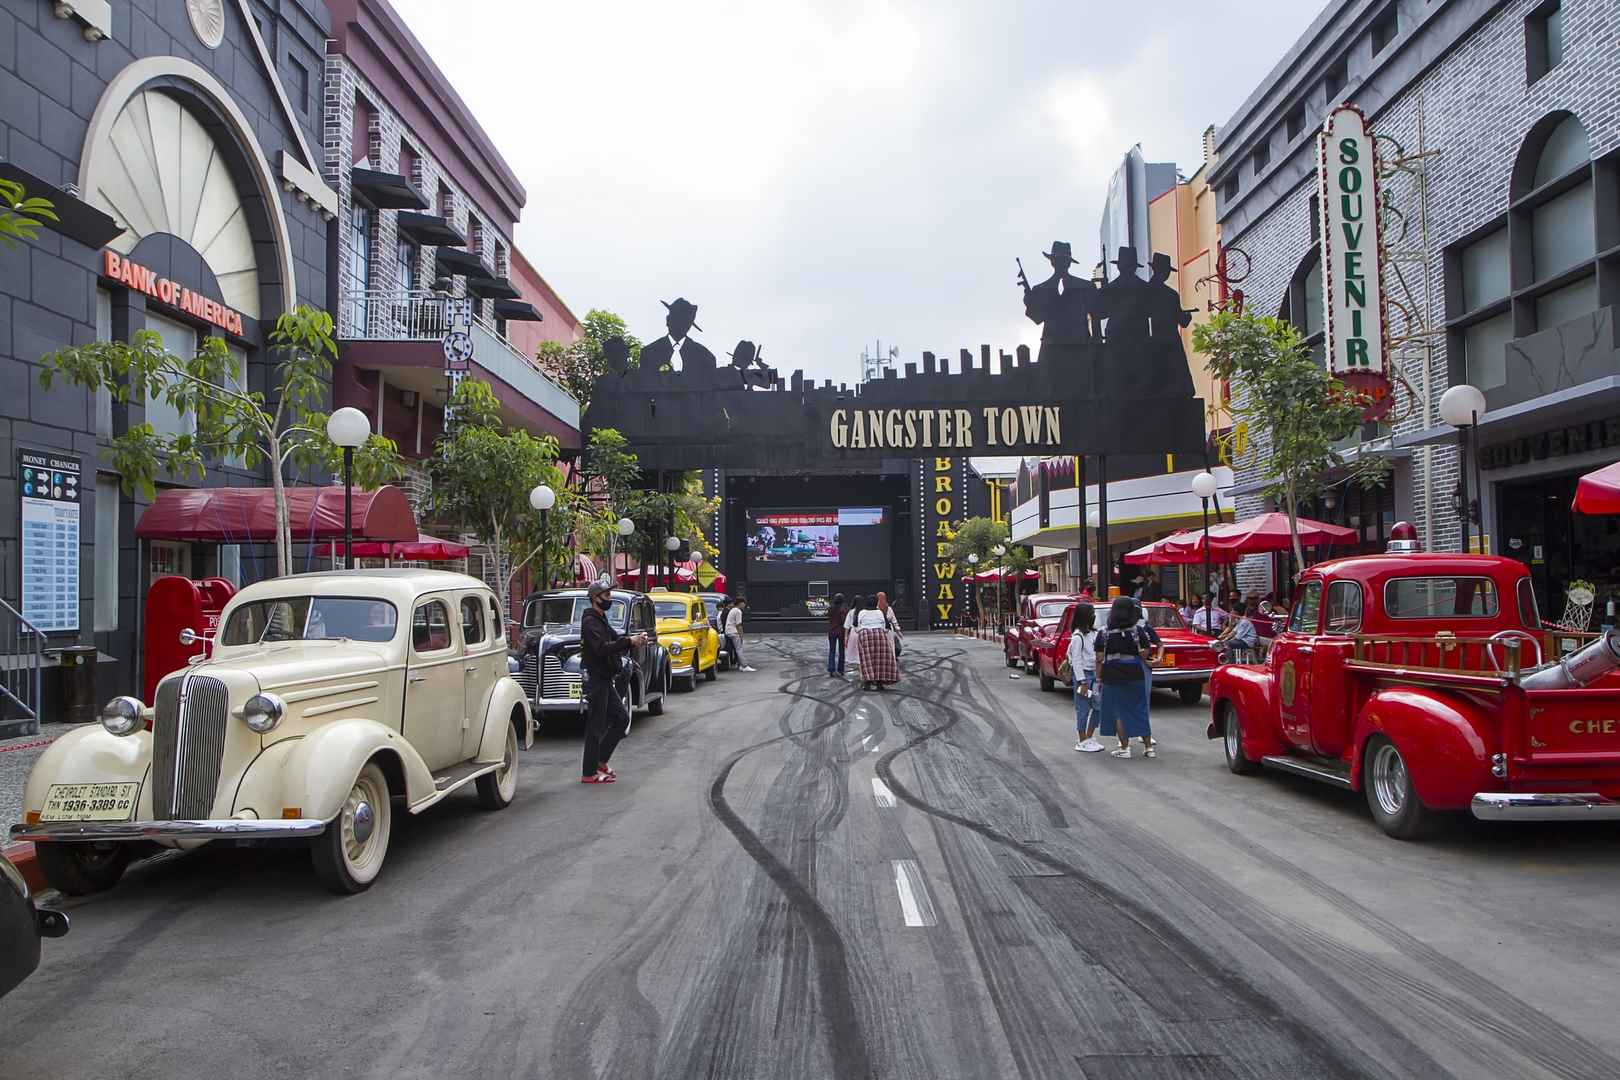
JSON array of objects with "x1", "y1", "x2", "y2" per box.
[
  {"x1": 18, "y1": 448, "x2": 82, "y2": 632},
  {"x1": 1318, "y1": 104, "x2": 1392, "y2": 416}
]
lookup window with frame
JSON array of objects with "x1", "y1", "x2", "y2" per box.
[
  {"x1": 288, "y1": 57, "x2": 309, "y2": 115},
  {"x1": 1371, "y1": 5, "x2": 1399, "y2": 55},
  {"x1": 1516, "y1": 577, "x2": 1542, "y2": 629},
  {"x1": 396, "y1": 240, "x2": 417, "y2": 292},
  {"x1": 142, "y1": 312, "x2": 197, "y2": 440},
  {"x1": 343, "y1": 203, "x2": 373, "y2": 333},
  {"x1": 460, "y1": 596, "x2": 486, "y2": 644},
  {"x1": 1324, "y1": 56, "x2": 1348, "y2": 100},
  {"x1": 1289, "y1": 582, "x2": 1322, "y2": 634},
  {"x1": 413, "y1": 599, "x2": 454, "y2": 652},
  {"x1": 1285, "y1": 105, "x2": 1306, "y2": 142},
  {"x1": 352, "y1": 93, "x2": 373, "y2": 166},
  {"x1": 94, "y1": 288, "x2": 112, "y2": 438},
  {"x1": 1221, "y1": 177, "x2": 1238, "y2": 204},
  {"x1": 1324, "y1": 580, "x2": 1363, "y2": 633},
  {"x1": 1252, "y1": 143, "x2": 1270, "y2": 175},
  {"x1": 1384, "y1": 576, "x2": 1499, "y2": 619},
  {"x1": 93, "y1": 475, "x2": 119, "y2": 631},
  {"x1": 1526, "y1": 1, "x2": 1564, "y2": 85}
]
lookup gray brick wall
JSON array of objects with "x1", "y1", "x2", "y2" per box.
[{"x1": 1217, "y1": 0, "x2": 1620, "y2": 593}]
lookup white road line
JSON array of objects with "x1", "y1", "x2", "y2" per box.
[
  {"x1": 871, "y1": 777, "x2": 896, "y2": 808},
  {"x1": 861, "y1": 732, "x2": 881, "y2": 750},
  {"x1": 892, "y1": 859, "x2": 938, "y2": 927}
]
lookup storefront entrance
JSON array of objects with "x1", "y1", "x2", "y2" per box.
[{"x1": 1497, "y1": 468, "x2": 1620, "y2": 622}]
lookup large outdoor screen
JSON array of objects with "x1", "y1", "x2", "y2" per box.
[{"x1": 745, "y1": 507, "x2": 889, "y2": 581}]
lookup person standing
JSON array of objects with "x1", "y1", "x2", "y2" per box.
[
  {"x1": 854, "y1": 600, "x2": 899, "y2": 690},
  {"x1": 716, "y1": 597, "x2": 737, "y2": 668},
  {"x1": 1095, "y1": 597, "x2": 1158, "y2": 759},
  {"x1": 726, "y1": 596, "x2": 756, "y2": 672},
  {"x1": 844, "y1": 595, "x2": 865, "y2": 677},
  {"x1": 875, "y1": 591, "x2": 903, "y2": 659},
  {"x1": 826, "y1": 593, "x2": 848, "y2": 677},
  {"x1": 580, "y1": 580, "x2": 646, "y2": 784},
  {"x1": 1066, "y1": 602, "x2": 1103, "y2": 752}
]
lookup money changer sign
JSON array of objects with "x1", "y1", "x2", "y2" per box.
[{"x1": 1318, "y1": 105, "x2": 1387, "y2": 379}]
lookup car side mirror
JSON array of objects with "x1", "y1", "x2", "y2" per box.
[{"x1": 179, "y1": 627, "x2": 214, "y2": 646}]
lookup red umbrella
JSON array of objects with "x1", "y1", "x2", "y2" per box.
[
  {"x1": 314, "y1": 533, "x2": 470, "y2": 561},
  {"x1": 1574, "y1": 461, "x2": 1620, "y2": 514},
  {"x1": 1124, "y1": 531, "x2": 1238, "y2": 565},
  {"x1": 970, "y1": 567, "x2": 1040, "y2": 582},
  {"x1": 1162, "y1": 512, "x2": 1357, "y2": 558}
]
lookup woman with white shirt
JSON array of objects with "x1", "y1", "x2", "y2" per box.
[
  {"x1": 852, "y1": 597, "x2": 899, "y2": 690},
  {"x1": 1064, "y1": 602, "x2": 1103, "y2": 752}
]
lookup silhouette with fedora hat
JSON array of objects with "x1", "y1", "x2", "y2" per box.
[
  {"x1": 1147, "y1": 252, "x2": 1197, "y2": 397},
  {"x1": 1022, "y1": 241, "x2": 1098, "y2": 370},
  {"x1": 1095, "y1": 246, "x2": 1156, "y2": 397},
  {"x1": 728, "y1": 340, "x2": 776, "y2": 389},
  {"x1": 640, "y1": 297, "x2": 717, "y2": 374}
]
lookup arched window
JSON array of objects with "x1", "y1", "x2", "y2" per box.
[{"x1": 1280, "y1": 251, "x2": 1326, "y2": 366}]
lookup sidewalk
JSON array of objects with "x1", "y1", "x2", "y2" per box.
[{"x1": 1, "y1": 722, "x2": 75, "y2": 891}]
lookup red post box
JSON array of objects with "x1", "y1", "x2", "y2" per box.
[{"x1": 143, "y1": 577, "x2": 236, "y2": 702}]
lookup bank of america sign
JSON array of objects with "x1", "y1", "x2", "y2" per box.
[{"x1": 1317, "y1": 104, "x2": 1387, "y2": 378}]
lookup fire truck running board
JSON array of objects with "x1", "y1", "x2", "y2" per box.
[{"x1": 1260, "y1": 755, "x2": 1354, "y2": 789}]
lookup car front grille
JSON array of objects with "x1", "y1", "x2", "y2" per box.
[
  {"x1": 151, "y1": 675, "x2": 230, "y2": 819},
  {"x1": 540, "y1": 654, "x2": 582, "y2": 700},
  {"x1": 514, "y1": 653, "x2": 538, "y2": 698}
]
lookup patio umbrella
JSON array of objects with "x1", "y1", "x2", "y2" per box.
[
  {"x1": 1122, "y1": 531, "x2": 1233, "y2": 565},
  {"x1": 313, "y1": 533, "x2": 470, "y2": 561},
  {"x1": 1161, "y1": 512, "x2": 1357, "y2": 558},
  {"x1": 971, "y1": 567, "x2": 1041, "y2": 582},
  {"x1": 1573, "y1": 461, "x2": 1620, "y2": 514}
]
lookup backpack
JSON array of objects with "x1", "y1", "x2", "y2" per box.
[{"x1": 1097, "y1": 627, "x2": 1147, "y2": 684}]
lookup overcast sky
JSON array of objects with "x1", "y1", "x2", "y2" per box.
[{"x1": 391, "y1": 0, "x2": 1317, "y2": 387}]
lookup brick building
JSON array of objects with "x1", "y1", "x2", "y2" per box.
[{"x1": 1209, "y1": 0, "x2": 1620, "y2": 615}]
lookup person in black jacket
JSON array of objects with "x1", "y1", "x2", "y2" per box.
[
  {"x1": 580, "y1": 579, "x2": 646, "y2": 784},
  {"x1": 826, "y1": 593, "x2": 847, "y2": 677}
]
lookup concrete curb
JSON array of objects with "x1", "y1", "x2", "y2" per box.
[{"x1": 3, "y1": 840, "x2": 44, "y2": 893}]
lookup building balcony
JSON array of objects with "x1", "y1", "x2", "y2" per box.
[{"x1": 336, "y1": 289, "x2": 579, "y2": 449}]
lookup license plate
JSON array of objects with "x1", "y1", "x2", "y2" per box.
[
  {"x1": 1159, "y1": 654, "x2": 1177, "y2": 667},
  {"x1": 568, "y1": 683, "x2": 582, "y2": 700},
  {"x1": 40, "y1": 782, "x2": 139, "y2": 822}
]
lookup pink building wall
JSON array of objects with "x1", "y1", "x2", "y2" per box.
[{"x1": 506, "y1": 247, "x2": 583, "y2": 376}]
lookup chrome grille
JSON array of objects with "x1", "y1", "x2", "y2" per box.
[
  {"x1": 150, "y1": 675, "x2": 229, "y2": 819},
  {"x1": 514, "y1": 653, "x2": 538, "y2": 698},
  {"x1": 541, "y1": 654, "x2": 581, "y2": 700}
]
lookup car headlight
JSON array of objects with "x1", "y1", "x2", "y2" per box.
[
  {"x1": 507, "y1": 655, "x2": 521, "y2": 674},
  {"x1": 243, "y1": 692, "x2": 285, "y2": 734},
  {"x1": 100, "y1": 696, "x2": 144, "y2": 737},
  {"x1": 669, "y1": 641, "x2": 683, "y2": 655}
]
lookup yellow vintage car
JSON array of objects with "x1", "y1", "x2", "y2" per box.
[{"x1": 650, "y1": 591, "x2": 719, "y2": 691}]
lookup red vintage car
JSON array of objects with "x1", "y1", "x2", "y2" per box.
[
  {"x1": 1003, "y1": 593, "x2": 1080, "y2": 671},
  {"x1": 1034, "y1": 601, "x2": 1219, "y2": 704},
  {"x1": 1209, "y1": 529, "x2": 1620, "y2": 838}
]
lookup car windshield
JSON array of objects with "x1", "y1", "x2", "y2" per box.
[
  {"x1": 525, "y1": 596, "x2": 627, "y2": 629},
  {"x1": 1036, "y1": 601, "x2": 1069, "y2": 619},
  {"x1": 221, "y1": 597, "x2": 397, "y2": 645},
  {"x1": 655, "y1": 600, "x2": 690, "y2": 621},
  {"x1": 1141, "y1": 605, "x2": 1187, "y2": 630}
]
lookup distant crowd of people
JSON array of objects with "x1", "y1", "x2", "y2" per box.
[{"x1": 825, "y1": 592, "x2": 903, "y2": 691}]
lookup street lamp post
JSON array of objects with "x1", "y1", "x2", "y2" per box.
[
  {"x1": 967, "y1": 553, "x2": 980, "y2": 635},
  {"x1": 610, "y1": 515, "x2": 634, "y2": 585},
  {"x1": 1439, "y1": 384, "x2": 1487, "y2": 553},
  {"x1": 665, "y1": 535, "x2": 681, "y2": 592},
  {"x1": 326, "y1": 407, "x2": 371, "y2": 570},
  {"x1": 529, "y1": 484, "x2": 555, "y2": 592},
  {"x1": 992, "y1": 543, "x2": 1007, "y2": 636},
  {"x1": 1192, "y1": 470, "x2": 1219, "y2": 635}
]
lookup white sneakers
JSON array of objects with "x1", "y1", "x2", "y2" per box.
[
  {"x1": 740, "y1": 665, "x2": 758, "y2": 672},
  {"x1": 1075, "y1": 738, "x2": 1105, "y2": 753}
]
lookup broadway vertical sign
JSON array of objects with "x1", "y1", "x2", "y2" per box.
[{"x1": 1318, "y1": 105, "x2": 1388, "y2": 385}]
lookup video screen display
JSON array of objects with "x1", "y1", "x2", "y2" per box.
[{"x1": 745, "y1": 507, "x2": 889, "y2": 581}]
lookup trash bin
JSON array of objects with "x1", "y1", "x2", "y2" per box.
[{"x1": 50, "y1": 645, "x2": 99, "y2": 724}]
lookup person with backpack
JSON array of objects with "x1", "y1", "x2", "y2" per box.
[
  {"x1": 1094, "y1": 596, "x2": 1160, "y2": 759},
  {"x1": 1064, "y1": 602, "x2": 1103, "y2": 752},
  {"x1": 826, "y1": 593, "x2": 848, "y2": 677}
]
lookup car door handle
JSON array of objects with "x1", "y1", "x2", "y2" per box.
[
  {"x1": 465, "y1": 665, "x2": 478, "y2": 674},
  {"x1": 409, "y1": 674, "x2": 427, "y2": 684}
]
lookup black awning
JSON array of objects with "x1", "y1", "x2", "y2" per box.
[
  {"x1": 350, "y1": 167, "x2": 429, "y2": 210},
  {"x1": 397, "y1": 212, "x2": 466, "y2": 247},
  {"x1": 435, "y1": 247, "x2": 491, "y2": 277},
  {"x1": 468, "y1": 276, "x2": 521, "y2": 300},
  {"x1": 494, "y1": 299, "x2": 544, "y2": 322},
  {"x1": 0, "y1": 161, "x2": 122, "y2": 248}
]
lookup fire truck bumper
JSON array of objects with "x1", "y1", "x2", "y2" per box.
[{"x1": 1471, "y1": 792, "x2": 1620, "y2": 821}]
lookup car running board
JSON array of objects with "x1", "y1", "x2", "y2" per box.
[
  {"x1": 411, "y1": 759, "x2": 504, "y2": 813},
  {"x1": 1260, "y1": 755, "x2": 1354, "y2": 789}
]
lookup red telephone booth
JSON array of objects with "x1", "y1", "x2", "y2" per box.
[{"x1": 142, "y1": 576, "x2": 236, "y2": 702}]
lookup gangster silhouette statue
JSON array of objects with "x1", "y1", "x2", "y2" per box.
[
  {"x1": 640, "y1": 297, "x2": 717, "y2": 374},
  {"x1": 728, "y1": 340, "x2": 776, "y2": 389},
  {"x1": 1147, "y1": 252, "x2": 1196, "y2": 398},
  {"x1": 1021, "y1": 242, "x2": 1098, "y2": 371}
]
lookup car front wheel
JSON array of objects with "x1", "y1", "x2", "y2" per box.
[
  {"x1": 1005, "y1": 649, "x2": 1019, "y2": 669},
  {"x1": 311, "y1": 761, "x2": 393, "y2": 894},
  {"x1": 476, "y1": 722, "x2": 518, "y2": 810},
  {"x1": 1178, "y1": 683, "x2": 1204, "y2": 706},
  {"x1": 35, "y1": 841, "x2": 129, "y2": 896},
  {"x1": 704, "y1": 661, "x2": 718, "y2": 682},
  {"x1": 1363, "y1": 736, "x2": 1438, "y2": 840}
]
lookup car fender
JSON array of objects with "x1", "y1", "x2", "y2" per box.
[
  {"x1": 20, "y1": 727, "x2": 154, "y2": 821},
  {"x1": 1351, "y1": 688, "x2": 1492, "y2": 809},
  {"x1": 235, "y1": 718, "x2": 436, "y2": 822},
  {"x1": 475, "y1": 676, "x2": 532, "y2": 762},
  {"x1": 1207, "y1": 665, "x2": 1287, "y2": 758}
]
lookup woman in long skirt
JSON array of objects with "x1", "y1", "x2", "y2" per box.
[
  {"x1": 853, "y1": 602, "x2": 899, "y2": 690},
  {"x1": 1095, "y1": 597, "x2": 1157, "y2": 758}
]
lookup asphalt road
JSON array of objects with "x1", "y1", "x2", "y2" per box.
[{"x1": 5, "y1": 633, "x2": 1620, "y2": 1079}]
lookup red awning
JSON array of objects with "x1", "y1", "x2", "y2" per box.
[
  {"x1": 1574, "y1": 461, "x2": 1620, "y2": 514},
  {"x1": 136, "y1": 485, "x2": 416, "y2": 544},
  {"x1": 313, "y1": 533, "x2": 470, "y2": 560},
  {"x1": 968, "y1": 568, "x2": 1041, "y2": 582},
  {"x1": 1123, "y1": 531, "x2": 1233, "y2": 565},
  {"x1": 1159, "y1": 512, "x2": 1357, "y2": 559}
]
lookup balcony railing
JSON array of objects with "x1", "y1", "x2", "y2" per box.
[{"x1": 340, "y1": 290, "x2": 579, "y2": 431}]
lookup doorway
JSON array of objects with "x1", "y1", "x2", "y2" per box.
[{"x1": 1496, "y1": 468, "x2": 1620, "y2": 623}]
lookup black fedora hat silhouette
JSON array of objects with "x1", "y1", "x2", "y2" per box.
[
  {"x1": 1149, "y1": 252, "x2": 1176, "y2": 275},
  {"x1": 661, "y1": 297, "x2": 702, "y2": 332},
  {"x1": 1112, "y1": 246, "x2": 1141, "y2": 269},
  {"x1": 1044, "y1": 241, "x2": 1074, "y2": 261},
  {"x1": 728, "y1": 340, "x2": 762, "y2": 366}
]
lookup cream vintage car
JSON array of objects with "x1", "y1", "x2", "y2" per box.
[{"x1": 10, "y1": 569, "x2": 531, "y2": 895}]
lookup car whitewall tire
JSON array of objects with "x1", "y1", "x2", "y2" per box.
[
  {"x1": 311, "y1": 762, "x2": 393, "y2": 894},
  {"x1": 477, "y1": 722, "x2": 518, "y2": 810}
]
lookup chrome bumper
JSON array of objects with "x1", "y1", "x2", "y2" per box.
[
  {"x1": 531, "y1": 696, "x2": 585, "y2": 713},
  {"x1": 670, "y1": 663, "x2": 694, "y2": 676},
  {"x1": 11, "y1": 818, "x2": 327, "y2": 843},
  {"x1": 1150, "y1": 667, "x2": 1216, "y2": 683},
  {"x1": 1471, "y1": 792, "x2": 1620, "y2": 821}
]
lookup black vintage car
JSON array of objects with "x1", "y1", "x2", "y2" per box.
[
  {"x1": 512, "y1": 589, "x2": 670, "y2": 725},
  {"x1": 2, "y1": 852, "x2": 68, "y2": 999}
]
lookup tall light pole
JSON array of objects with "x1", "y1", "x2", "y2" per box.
[
  {"x1": 665, "y1": 535, "x2": 681, "y2": 592},
  {"x1": 326, "y1": 407, "x2": 371, "y2": 570},
  {"x1": 992, "y1": 543, "x2": 1007, "y2": 635},
  {"x1": 611, "y1": 515, "x2": 634, "y2": 585},
  {"x1": 1192, "y1": 470, "x2": 1219, "y2": 634},
  {"x1": 967, "y1": 553, "x2": 980, "y2": 635},
  {"x1": 1439, "y1": 384, "x2": 1487, "y2": 553},
  {"x1": 530, "y1": 484, "x2": 555, "y2": 592}
]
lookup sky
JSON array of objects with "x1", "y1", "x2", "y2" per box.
[{"x1": 390, "y1": 0, "x2": 1319, "y2": 388}]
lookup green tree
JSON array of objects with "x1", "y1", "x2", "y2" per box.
[
  {"x1": 948, "y1": 516, "x2": 1032, "y2": 622},
  {"x1": 1193, "y1": 311, "x2": 1388, "y2": 567},
  {"x1": 0, "y1": 179, "x2": 57, "y2": 247},
  {"x1": 39, "y1": 304, "x2": 402, "y2": 576},
  {"x1": 541, "y1": 308, "x2": 642, "y2": 413},
  {"x1": 427, "y1": 379, "x2": 565, "y2": 615}
]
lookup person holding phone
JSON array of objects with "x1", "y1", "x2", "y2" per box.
[{"x1": 579, "y1": 579, "x2": 646, "y2": 784}]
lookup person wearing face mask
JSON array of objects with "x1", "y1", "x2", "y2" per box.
[{"x1": 579, "y1": 579, "x2": 647, "y2": 784}]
